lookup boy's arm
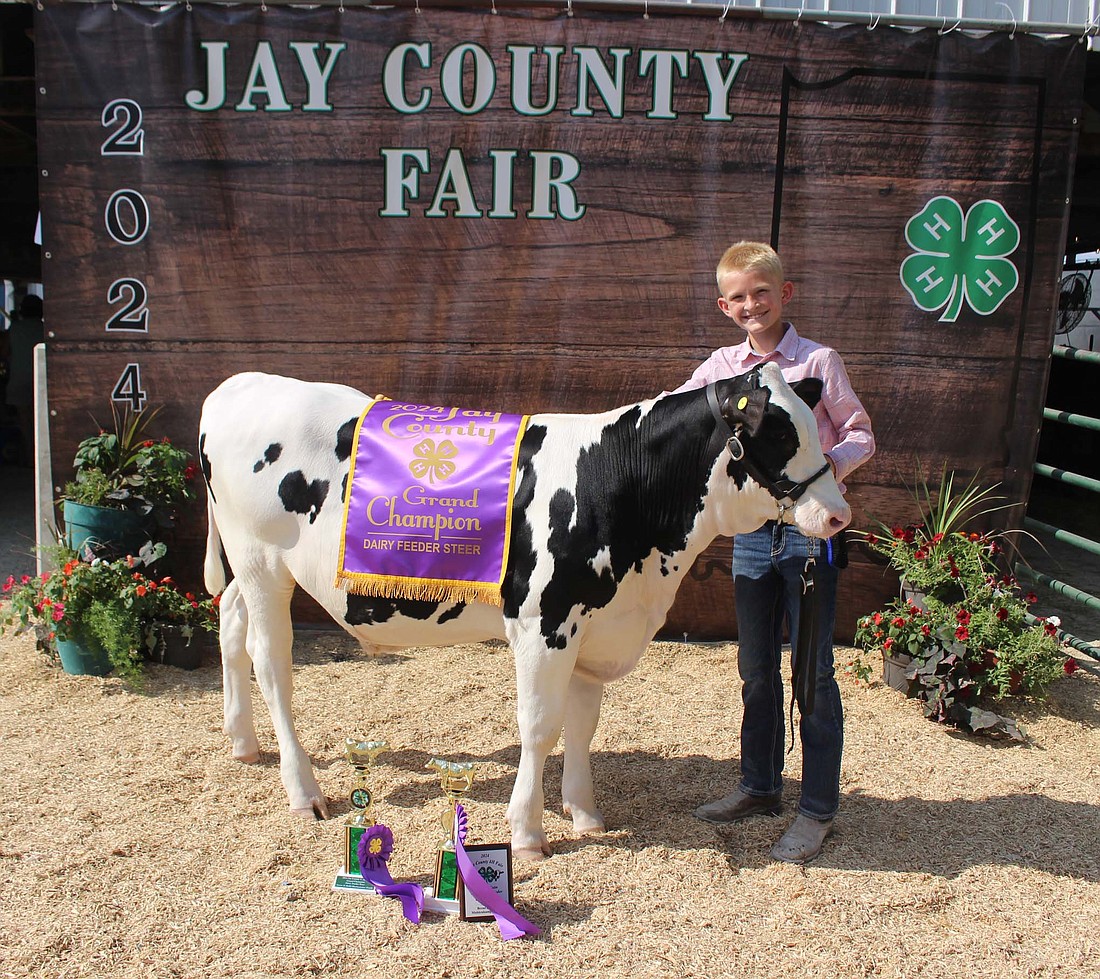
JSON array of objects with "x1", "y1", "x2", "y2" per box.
[{"x1": 819, "y1": 350, "x2": 875, "y2": 482}]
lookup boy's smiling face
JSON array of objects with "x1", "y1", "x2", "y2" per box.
[{"x1": 717, "y1": 267, "x2": 794, "y2": 351}]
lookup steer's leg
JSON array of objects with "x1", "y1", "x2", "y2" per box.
[
  {"x1": 241, "y1": 575, "x2": 329, "y2": 820},
  {"x1": 562, "y1": 672, "x2": 606, "y2": 836},
  {"x1": 219, "y1": 579, "x2": 260, "y2": 763},
  {"x1": 505, "y1": 631, "x2": 575, "y2": 861}
]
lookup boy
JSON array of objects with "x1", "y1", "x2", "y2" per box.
[{"x1": 673, "y1": 241, "x2": 875, "y2": 864}]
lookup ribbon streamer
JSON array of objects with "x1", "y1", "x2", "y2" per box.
[
  {"x1": 356, "y1": 826, "x2": 425, "y2": 924},
  {"x1": 453, "y1": 804, "x2": 540, "y2": 940}
]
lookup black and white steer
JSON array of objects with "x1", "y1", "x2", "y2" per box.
[{"x1": 199, "y1": 364, "x2": 850, "y2": 860}]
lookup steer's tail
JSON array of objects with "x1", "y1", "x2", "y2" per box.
[{"x1": 204, "y1": 495, "x2": 227, "y2": 596}]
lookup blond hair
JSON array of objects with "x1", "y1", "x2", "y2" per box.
[{"x1": 715, "y1": 241, "x2": 784, "y2": 289}]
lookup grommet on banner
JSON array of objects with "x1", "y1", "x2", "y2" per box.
[
  {"x1": 566, "y1": 0, "x2": 573, "y2": 16},
  {"x1": 643, "y1": 0, "x2": 649, "y2": 18},
  {"x1": 719, "y1": 0, "x2": 732, "y2": 22},
  {"x1": 491, "y1": 0, "x2": 497, "y2": 13}
]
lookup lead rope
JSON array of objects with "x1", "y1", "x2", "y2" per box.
[{"x1": 788, "y1": 536, "x2": 820, "y2": 752}]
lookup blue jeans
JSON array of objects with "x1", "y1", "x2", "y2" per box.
[{"x1": 732, "y1": 522, "x2": 843, "y2": 821}]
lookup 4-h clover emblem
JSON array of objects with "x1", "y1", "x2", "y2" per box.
[
  {"x1": 900, "y1": 196, "x2": 1020, "y2": 322},
  {"x1": 409, "y1": 438, "x2": 458, "y2": 484}
]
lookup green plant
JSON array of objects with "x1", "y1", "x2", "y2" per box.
[
  {"x1": 2, "y1": 546, "x2": 218, "y2": 680},
  {"x1": 853, "y1": 574, "x2": 1072, "y2": 740},
  {"x1": 853, "y1": 465, "x2": 1074, "y2": 739},
  {"x1": 63, "y1": 404, "x2": 199, "y2": 514},
  {"x1": 864, "y1": 466, "x2": 1019, "y2": 603}
]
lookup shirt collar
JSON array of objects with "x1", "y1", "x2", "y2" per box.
[{"x1": 733, "y1": 323, "x2": 800, "y2": 367}]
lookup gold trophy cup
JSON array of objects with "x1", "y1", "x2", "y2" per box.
[
  {"x1": 426, "y1": 757, "x2": 477, "y2": 902},
  {"x1": 343, "y1": 738, "x2": 389, "y2": 878}
]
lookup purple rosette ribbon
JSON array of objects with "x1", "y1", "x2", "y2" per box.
[
  {"x1": 453, "y1": 804, "x2": 540, "y2": 940},
  {"x1": 355, "y1": 824, "x2": 424, "y2": 924}
]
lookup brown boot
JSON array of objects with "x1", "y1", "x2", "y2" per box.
[
  {"x1": 693, "y1": 789, "x2": 783, "y2": 824},
  {"x1": 770, "y1": 814, "x2": 833, "y2": 864}
]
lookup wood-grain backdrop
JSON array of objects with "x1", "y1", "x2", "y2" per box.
[{"x1": 34, "y1": 2, "x2": 1085, "y2": 639}]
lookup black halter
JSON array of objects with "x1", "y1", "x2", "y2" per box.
[{"x1": 705, "y1": 381, "x2": 832, "y2": 514}]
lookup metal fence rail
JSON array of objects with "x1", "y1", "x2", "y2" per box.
[{"x1": 1016, "y1": 344, "x2": 1100, "y2": 664}]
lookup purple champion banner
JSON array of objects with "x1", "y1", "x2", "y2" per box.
[{"x1": 336, "y1": 399, "x2": 529, "y2": 606}]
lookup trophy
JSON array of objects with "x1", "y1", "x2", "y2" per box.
[
  {"x1": 341, "y1": 738, "x2": 389, "y2": 884},
  {"x1": 426, "y1": 757, "x2": 477, "y2": 903}
]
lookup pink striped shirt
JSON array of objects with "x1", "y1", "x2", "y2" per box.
[{"x1": 673, "y1": 324, "x2": 875, "y2": 486}]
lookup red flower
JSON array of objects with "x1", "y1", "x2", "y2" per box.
[
  {"x1": 135, "y1": 585, "x2": 147, "y2": 597},
  {"x1": 184, "y1": 463, "x2": 199, "y2": 482},
  {"x1": 1025, "y1": 592, "x2": 1038, "y2": 604},
  {"x1": 872, "y1": 612, "x2": 883, "y2": 625},
  {"x1": 1064, "y1": 659, "x2": 1079, "y2": 675},
  {"x1": 883, "y1": 638, "x2": 894, "y2": 650},
  {"x1": 956, "y1": 608, "x2": 971, "y2": 626},
  {"x1": 891, "y1": 616, "x2": 906, "y2": 628},
  {"x1": 921, "y1": 624, "x2": 931, "y2": 636},
  {"x1": 212, "y1": 595, "x2": 221, "y2": 607},
  {"x1": 913, "y1": 548, "x2": 927, "y2": 561},
  {"x1": 955, "y1": 625, "x2": 970, "y2": 641},
  {"x1": 931, "y1": 532, "x2": 944, "y2": 544},
  {"x1": 2, "y1": 576, "x2": 12, "y2": 593},
  {"x1": 143, "y1": 440, "x2": 155, "y2": 448},
  {"x1": 1044, "y1": 622, "x2": 1058, "y2": 637},
  {"x1": 51, "y1": 604, "x2": 65, "y2": 622},
  {"x1": 996, "y1": 607, "x2": 1009, "y2": 621}
]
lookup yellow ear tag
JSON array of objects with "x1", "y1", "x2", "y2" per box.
[{"x1": 737, "y1": 396, "x2": 749, "y2": 411}]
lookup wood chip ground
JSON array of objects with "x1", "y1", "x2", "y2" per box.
[{"x1": 1, "y1": 629, "x2": 1098, "y2": 979}]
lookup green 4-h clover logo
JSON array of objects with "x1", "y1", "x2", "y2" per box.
[{"x1": 900, "y1": 196, "x2": 1020, "y2": 322}]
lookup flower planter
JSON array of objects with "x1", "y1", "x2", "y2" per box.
[
  {"x1": 150, "y1": 624, "x2": 218, "y2": 670},
  {"x1": 62, "y1": 500, "x2": 152, "y2": 561},
  {"x1": 882, "y1": 650, "x2": 915, "y2": 693},
  {"x1": 55, "y1": 632, "x2": 112, "y2": 676}
]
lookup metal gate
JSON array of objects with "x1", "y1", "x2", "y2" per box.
[{"x1": 1016, "y1": 343, "x2": 1100, "y2": 670}]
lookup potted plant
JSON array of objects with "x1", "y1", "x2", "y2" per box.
[
  {"x1": 61, "y1": 404, "x2": 199, "y2": 561},
  {"x1": 853, "y1": 467, "x2": 1075, "y2": 739},
  {"x1": 1, "y1": 544, "x2": 219, "y2": 678}
]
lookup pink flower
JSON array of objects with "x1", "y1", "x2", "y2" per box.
[
  {"x1": 51, "y1": 604, "x2": 65, "y2": 622},
  {"x1": 2, "y1": 576, "x2": 12, "y2": 593}
]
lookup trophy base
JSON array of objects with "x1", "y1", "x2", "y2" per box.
[
  {"x1": 331, "y1": 866, "x2": 378, "y2": 894},
  {"x1": 423, "y1": 885, "x2": 459, "y2": 916}
]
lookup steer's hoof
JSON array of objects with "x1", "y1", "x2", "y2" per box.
[
  {"x1": 289, "y1": 798, "x2": 330, "y2": 820},
  {"x1": 571, "y1": 815, "x2": 606, "y2": 836},
  {"x1": 232, "y1": 749, "x2": 261, "y2": 764},
  {"x1": 564, "y1": 803, "x2": 605, "y2": 836},
  {"x1": 512, "y1": 838, "x2": 552, "y2": 862}
]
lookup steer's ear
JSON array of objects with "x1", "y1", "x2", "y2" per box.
[
  {"x1": 722, "y1": 387, "x2": 770, "y2": 437},
  {"x1": 791, "y1": 377, "x2": 823, "y2": 409}
]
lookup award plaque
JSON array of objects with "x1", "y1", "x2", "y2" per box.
[
  {"x1": 332, "y1": 738, "x2": 389, "y2": 893},
  {"x1": 424, "y1": 757, "x2": 477, "y2": 913},
  {"x1": 458, "y1": 843, "x2": 514, "y2": 923}
]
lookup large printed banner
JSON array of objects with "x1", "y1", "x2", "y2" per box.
[{"x1": 34, "y1": 2, "x2": 1085, "y2": 635}]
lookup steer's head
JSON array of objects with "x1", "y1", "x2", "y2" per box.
[{"x1": 710, "y1": 363, "x2": 851, "y2": 539}]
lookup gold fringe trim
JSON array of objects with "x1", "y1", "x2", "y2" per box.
[{"x1": 335, "y1": 569, "x2": 503, "y2": 608}]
